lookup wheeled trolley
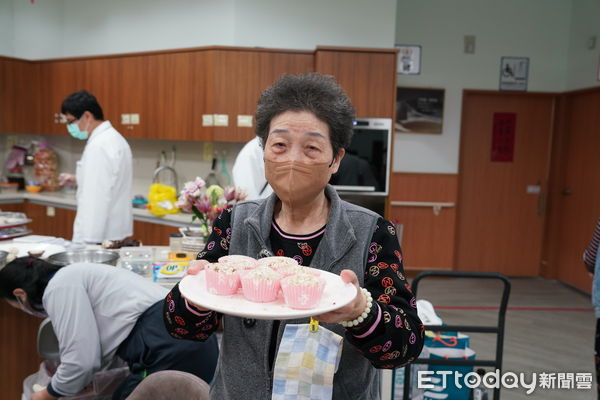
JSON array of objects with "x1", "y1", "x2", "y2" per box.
[{"x1": 402, "y1": 270, "x2": 511, "y2": 400}]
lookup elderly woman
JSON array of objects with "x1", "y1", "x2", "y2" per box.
[{"x1": 164, "y1": 73, "x2": 424, "y2": 399}]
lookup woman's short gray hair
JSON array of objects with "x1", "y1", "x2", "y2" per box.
[{"x1": 255, "y1": 73, "x2": 356, "y2": 157}]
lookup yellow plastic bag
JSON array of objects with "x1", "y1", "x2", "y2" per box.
[{"x1": 147, "y1": 183, "x2": 179, "y2": 216}]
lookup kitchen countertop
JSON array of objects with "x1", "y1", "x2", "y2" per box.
[{"x1": 0, "y1": 191, "x2": 199, "y2": 228}]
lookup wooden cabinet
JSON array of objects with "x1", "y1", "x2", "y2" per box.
[
  {"x1": 145, "y1": 52, "x2": 201, "y2": 141},
  {"x1": 0, "y1": 57, "x2": 40, "y2": 133},
  {"x1": 0, "y1": 301, "x2": 43, "y2": 400},
  {"x1": 315, "y1": 47, "x2": 397, "y2": 118},
  {"x1": 2, "y1": 46, "x2": 397, "y2": 141},
  {"x1": 24, "y1": 202, "x2": 76, "y2": 239},
  {"x1": 201, "y1": 49, "x2": 314, "y2": 142},
  {"x1": 39, "y1": 60, "x2": 86, "y2": 134},
  {"x1": 133, "y1": 220, "x2": 180, "y2": 246}
]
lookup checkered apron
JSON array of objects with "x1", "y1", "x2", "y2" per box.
[{"x1": 271, "y1": 323, "x2": 343, "y2": 400}]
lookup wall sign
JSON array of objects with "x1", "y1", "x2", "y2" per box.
[
  {"x1": 395, "y1": 45, "x2": 421, "y2": 75},
  {"x1": 491, "y1": 112, "x2": 516, "y2": 162},
  {"x1": 499, "y1": 56, "x2": 529, "y2": 91},
  {"x1": 395, "y1": 87, "x2": 444, "y2": 134}
]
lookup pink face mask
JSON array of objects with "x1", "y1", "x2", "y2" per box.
[{"x1": 16, "y1": 296, "x2": 48, "y2": 318}]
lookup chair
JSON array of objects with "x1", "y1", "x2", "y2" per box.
[{"x1": 126, "y1": 370, "x2": 210, "y2": 400}]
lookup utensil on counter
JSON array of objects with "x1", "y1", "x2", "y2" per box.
[
  {"x1": 47, "y1": 249, "x2": 120, "y2": 266},
  {"x1": 152, "y1": 147, "x2": 178, "y2": 190}
]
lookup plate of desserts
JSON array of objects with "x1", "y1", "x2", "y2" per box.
[{"x1": 178, "y1": 255, "x2": 357, "y2": 320}]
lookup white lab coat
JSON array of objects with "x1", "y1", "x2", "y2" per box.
[
  {"x1": 73, "y1": 121, "x2": 133, "y2": 243},
  {"x1": 232, "y1": 137, "x2": 273, "y2": 200}
]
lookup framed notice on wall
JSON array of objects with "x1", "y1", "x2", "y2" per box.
[
  {"x1": 395, "y1": 87, "x2": 444, "y2": 134},
  {"x1": 395, "y1": 45, "x2": 421, "y2": 75},
  {"x1": 499, "y1": 56, "x2": 529, "y2": 91}
]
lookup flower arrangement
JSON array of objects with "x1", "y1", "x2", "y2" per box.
[{"x1": 175, "y1": 177, "x2": 247, "y2": 233}]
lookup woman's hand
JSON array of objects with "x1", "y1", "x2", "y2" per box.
[
  {"x1": 312, "y1": 269, "x2": 366, "y2": 324},
  {"x1": 183, "y1": 259, "x2": 211, "y2": 312},
  {"x1": 187, "y1": 259, "x2": 209, "y2": 275}
]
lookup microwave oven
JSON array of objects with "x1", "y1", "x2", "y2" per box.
[{"x1": 330, "y1": 117, "x2": 392, "y2": 196}]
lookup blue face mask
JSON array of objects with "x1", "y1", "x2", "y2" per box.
[{"x1": 67, "y1": 120, "x2": 89, "y2": 140}]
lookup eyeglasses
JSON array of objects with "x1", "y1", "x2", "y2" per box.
[{"x1": 65, "y1": 117, "x2": 79, "y2": 125}]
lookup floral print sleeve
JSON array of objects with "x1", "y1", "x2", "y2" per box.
[
  {"x1": 163, "y1": 208, "x2": 233, "y2": 341},
  {"x1": 345, "y1": 217, "x2": 425, "y2": 369}
]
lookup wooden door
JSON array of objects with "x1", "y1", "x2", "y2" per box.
[
  {"x1": 552, "y1": 89, "x2": 600, "y2": 291},
  {"x1": 456, "y1": 91, "x2": 556, "y2": 276},
  {"x1": 315, "y1": 48, "x2": 397, "y2": 118},
  {"x1": 39, "y1": 60, "x2": 86, "y2": 134}
]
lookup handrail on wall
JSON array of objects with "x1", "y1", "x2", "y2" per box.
[{"x1": 390, "y1": 201, "x2": 455, "y2": 216}]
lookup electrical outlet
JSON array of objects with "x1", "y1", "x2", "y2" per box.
[
  {"x1": 464, "y1": 35, "x2": 476, "y2": 54},
  {"x1": 6, "y1": 135, "x2": 17, "y2": 149},
  {"x1": 46, "y1": 206, "x2": 55, "y2": 217},
  {"x1": 203, "y1": 142, "x2": 214, "y2": 162},
  {"x1": 121, "y1": 114, "x2": 131, "y2": 124},
  {"x1": 237, "y1": 115, "x2": 253, "y2": 127},
  {"x1": 130, "y1": 114, "x2": 140, "y2": 125},
  {"x1": 202, "y1": 114, "x2": 214, "y2": 126},
  {"x1": 213, "y1": 114, "x2": 229, "y2": 127}
]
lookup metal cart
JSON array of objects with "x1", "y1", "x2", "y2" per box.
[{"x1": 402, "y1": 270, "x2": 511, "y2": 400}]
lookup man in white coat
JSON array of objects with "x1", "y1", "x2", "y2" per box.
[
  {"x1": 59, "y1": 90, "x2": 133, "y2": 244},
  {"x1": 232, "y1": 136, "x2": 273, "y2": 200}
]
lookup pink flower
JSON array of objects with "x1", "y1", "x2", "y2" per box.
[
  {"x1": 224, "y1": 186, "x2": 236, "y2": 202},
  {"x1": 194, "y1": 195, "x2": 212, "y2": 214}
]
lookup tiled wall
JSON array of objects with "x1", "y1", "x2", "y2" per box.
[{"x1": 0, "y1": 132, "x2": 246, "y2": 196}]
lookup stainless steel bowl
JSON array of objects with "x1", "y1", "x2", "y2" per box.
[{"x1": 47, "y1": 249, "x2": 119, "y2": 266}]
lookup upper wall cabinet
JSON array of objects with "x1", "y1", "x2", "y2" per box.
[
  {"x1": 39, "y1": 60, "x2": 86, "y2": 134},
  {"x1": 2, "y1": 46, "x2": 397, "y2": 141},
  {"x1": 315, "y1": 47, "x2": 397, "y2": 118},
  {"x1": 199, "y1": 49, "x2": 314, "y2": 142},
  {"x1": 0, "y1": 58, "x2": 40, "y2": 133}
]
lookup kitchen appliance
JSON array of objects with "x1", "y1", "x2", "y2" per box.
[{"x1": 329, "y1": 118, "x2": 392, "y2": 195}]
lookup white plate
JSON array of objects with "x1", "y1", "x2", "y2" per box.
[
  {"x1": 13, "y1": 235, "x2": 57, "y2": 243},
  {"x1": 179, "y1": 269, "x2": 357, "y2": 320},
  {"x1": 0, "y1": 242, "x2": 66, "y2": 258},
  {"x1": 0, "y1": 219, "x2": 32, "y2": 228}
]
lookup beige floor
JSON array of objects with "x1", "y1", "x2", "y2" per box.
[{"x1": 407, "y1": 276, "x2": 596, "y2": 400}]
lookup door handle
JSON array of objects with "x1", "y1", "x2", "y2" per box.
[
  {"x1": 537, "y1": 192, "x2": 546, "y2": 215},
  {"x1": 561, "y1": 188, "x2": 572, "y2": 196}
]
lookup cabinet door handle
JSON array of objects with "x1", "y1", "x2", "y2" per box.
[
  {"x1": 561, "y1": 188, "x2": 572, "y2": 196},
  {"x1": 537, "y1": 192, "x2": 546, "y2": 216}
]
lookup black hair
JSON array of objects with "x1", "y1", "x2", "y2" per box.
[
  {"x1": 0, "y1": 257, "x2": 63, "y2": 311},
  {"x1": 61, "y1": 90, "x2": 105, "y2": 120},
  {"x1": 255, "y1": 73, "x2": 355, "y2": 158}
]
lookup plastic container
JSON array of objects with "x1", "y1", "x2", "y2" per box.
[
  {"x1": 34, "y1": 143, "x2": 59, "y2": 192},
  {"x1": 0, "y1": 182, "x2": 19, "y2": 193},
  {"x1": 169, "y1": 233, "x2": 183, "y2": 252},
  {"x1": 119, "y1": 246, "x2": 153, "y2": 276}
]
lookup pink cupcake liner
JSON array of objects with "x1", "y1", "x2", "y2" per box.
[
  {"x1": 204, "y1": 267, "x2": 241, "y2": 296},
  {"x1": 240, "y1": 275, "x2": 281, "y2": 303},
  {"x1": 281, "y1": 279, "x2": 325, "y2": 309}
]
